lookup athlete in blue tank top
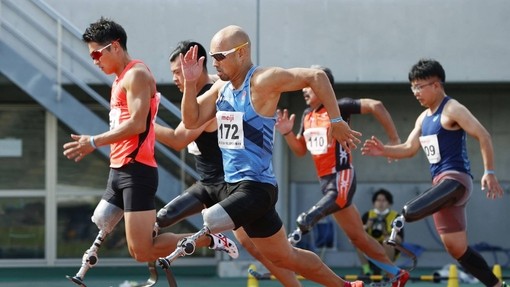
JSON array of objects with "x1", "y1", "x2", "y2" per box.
[
  {"x1": 176, "y1": 25, "x2": 364, "y2": 287},
  {"x1": 362, "y1": 59, "x2": 504, "y2": 287},
  {"x1": 420, "y1": 96, "x2": 471, "y2": 178},
  {"x1": 216, "y1": 65, "x2": 277, "y2": 185}
]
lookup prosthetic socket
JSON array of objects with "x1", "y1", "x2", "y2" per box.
[
  {"x1": 156, "y1": 193, "x2": 204, "y2": 229},
  {"x1": 388, "y1": 179, "x2": 465, "y2": 244}
]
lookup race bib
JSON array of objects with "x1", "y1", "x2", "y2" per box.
[
  {"x1": 109, "y1": 108, "x2": 121, "y2": 130},
  {"x1": 419, "y1": 134, "x2": 441, "y2": 164},
  {"x1": 216, "y1": 111, "x2": 244, "y2": 149},
  {"x1": 303, "y1": 127, "x2": 328, "y2": 155},
  {"x1": 187, "y1": 141, "x2": 201, "y2": 155}
]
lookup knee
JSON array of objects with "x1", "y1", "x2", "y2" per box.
[
  {"x1": 266, "y1": 252, "x2": 292, "y2": 269},
  {"x1": 443, "y1": 241, "x2": 467, "y2": 259},
  {"x1": 129, "y1": 246, "x2": 155, "y2": 262}
]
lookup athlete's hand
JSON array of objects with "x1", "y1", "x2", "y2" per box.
[
  {"x1": 481, "y1": 173, "x2": 504, "y2": 199},
  {"x1": 361, "y1": 136, "x2": 386, "y2": 157},
  {"x1": 275, "y1": 109, "x2": 295, "y2": 135},
  {"x1": 63, "y1": 134, "x2": 95, "y2": 162},
  {"x1": 329, "y1": 121, "x2": 361, "y2": 153},
  {"x1": 180, "y1": 45, "x2": 204, "y2": 83}
]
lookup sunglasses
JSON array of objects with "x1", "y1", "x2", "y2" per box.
[
  {"x1": 209, "y1": 42, "x2": 249, "y2": 62},
  {"x1": 90, "y1": 40, "x2": 117, "y2": 61}
]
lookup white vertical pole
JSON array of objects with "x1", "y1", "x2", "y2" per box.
[
  {"x1": 56, "y1": 19, "x2": 62, "y2": 101},
  {"x1": 45, "y1": 111, "x2": 57, "y2": 265}
]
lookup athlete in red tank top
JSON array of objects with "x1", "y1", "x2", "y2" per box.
[{"x1": 109, "y1": 60, "x2": 159, "y2": 168}]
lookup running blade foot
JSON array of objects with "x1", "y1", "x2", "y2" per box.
[{"x1": 66, "y1": 275, "x2": 86, "y2": 287}]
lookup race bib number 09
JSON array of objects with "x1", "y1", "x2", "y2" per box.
[
  {"x1": 419, "y1": 134, "x2": 441, "y2": 164},
  {"x1": 216, "y1": 111, "x2": 244, "y2": 149}
]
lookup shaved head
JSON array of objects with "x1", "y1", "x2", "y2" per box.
[{"x1": 211, "y1": 25, "x2": 250, "y2": 52}]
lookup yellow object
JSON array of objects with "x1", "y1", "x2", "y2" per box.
[
  {"x1": 247, "y1": 264, "x2": 259, "y2": 287},
  {"x1": 447, "y1": 264, "x2": 459, "y2": 287},
  {"x1": 493, "y1": 264, "x2": 503, "y2": 281}
]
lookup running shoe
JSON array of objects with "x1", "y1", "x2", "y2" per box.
[
  {"x1": 209, "y1": 233, "x2": 239, "y2": 259},
  {"x1": 392, "y1": 269, "x2": 410, "y2": 287},
  {"x1": 345, "y1": 280, "x2": 364, "y2": 287}
]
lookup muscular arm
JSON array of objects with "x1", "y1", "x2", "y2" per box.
[
  {"x1": 254, "y1": 67, "x2": 361, "y2": 151},
  {"x1": 155, "y1": 119, "x2": 214, "y2": 151},
  {"x1": 444, "y1": 100, "x2": 495, "y2": 171},
  {"x1": 443, "y1": 100, "x2": 503, "y2": 197},
  {"x1": 181, "y1": 77, "x2": 223, "y2": 129},
  {"x1": 359, "y1": 98, "x2": 401, "y2": 144},
  {"x1": 94, "y1": 65, "x2": 154, "y2": 147},
  {"x1": 362, "y1": 111, "x2": 424, "y2": 159},
  {"x1": 254, "y1": 67, "x2": 341, "y2": 118}
]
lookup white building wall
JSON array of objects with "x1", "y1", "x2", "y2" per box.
[{"x1": 43, "y1": 0, "x2": 510, "y2": 84}]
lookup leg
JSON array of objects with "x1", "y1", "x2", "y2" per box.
[
  {"x1": 356, "y1": 248, "x2": 373, "y2": 275},
  {"x1": 124, "y1": 209, "x2": 159, "y2": 261},
  {"x1": 67, "y1": 200, "x2": 123, "y2": 285},
  {"x1": 233, "y1": 228, "x2": 302, "y2": 287},
  {"x1": 402, "y1": 179, "x2": 465, "y2": 222},
  {"x1": 388, "y1": 179, "x2": 468, "y2": 251},
  {"x1": 432, "y1": 191, "x2": 500, "y2": 287},
  {"x1": 250, "y1": 227, "x2": 348, "y2": 287},
  {"x1": 334, "y1": 205, "x2": 400, "y2": 276}
]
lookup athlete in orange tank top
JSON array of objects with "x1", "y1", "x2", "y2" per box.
[{"x1": 109, "y1": 60, "x2": 159, "y2": 168}]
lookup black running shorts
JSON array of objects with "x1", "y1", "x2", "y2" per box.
[
  {"x1": 103, "y1": 161, "x2": 158, "y2": 212},
  {"x1": 220, "y1": 180, "x2": 282, "y2": 238}
]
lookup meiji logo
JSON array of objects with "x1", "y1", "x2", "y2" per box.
[{"x1": 221, "y1": 114, "x2": 235, "y2": 122}]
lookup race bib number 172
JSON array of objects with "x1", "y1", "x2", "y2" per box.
[{"x1": 216, "y1": 111, "x2": 244, "y2": 149}]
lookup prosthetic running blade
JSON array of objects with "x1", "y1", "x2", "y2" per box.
[{"x1": 385, "y1": 239, "x2": 418, "y2": 272}]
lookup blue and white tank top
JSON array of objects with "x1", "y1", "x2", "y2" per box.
[
  {"x1": 419, "y1": 96, "x2": 471, "y2": 178},
  {"x1": 215, "y1": 65, "x2": 277, "y2": 185}
]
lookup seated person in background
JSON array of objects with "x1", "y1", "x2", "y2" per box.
[{"x1": 357, "y1": 189, "x2": 403, "y2": 276}]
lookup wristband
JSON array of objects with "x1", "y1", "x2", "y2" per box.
[
  {"x1": 484, "y1": 170, "x2": 495, "y2": 175},
  {"x1": 330, "y1": 116, "x2": 344, "y2": 123},
  {"x1": 90, "y1": 136, "x2": 97, "y2": 149},
  {"x1": 283, "y1": 130, "x2": 292, "y2": 136}
]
